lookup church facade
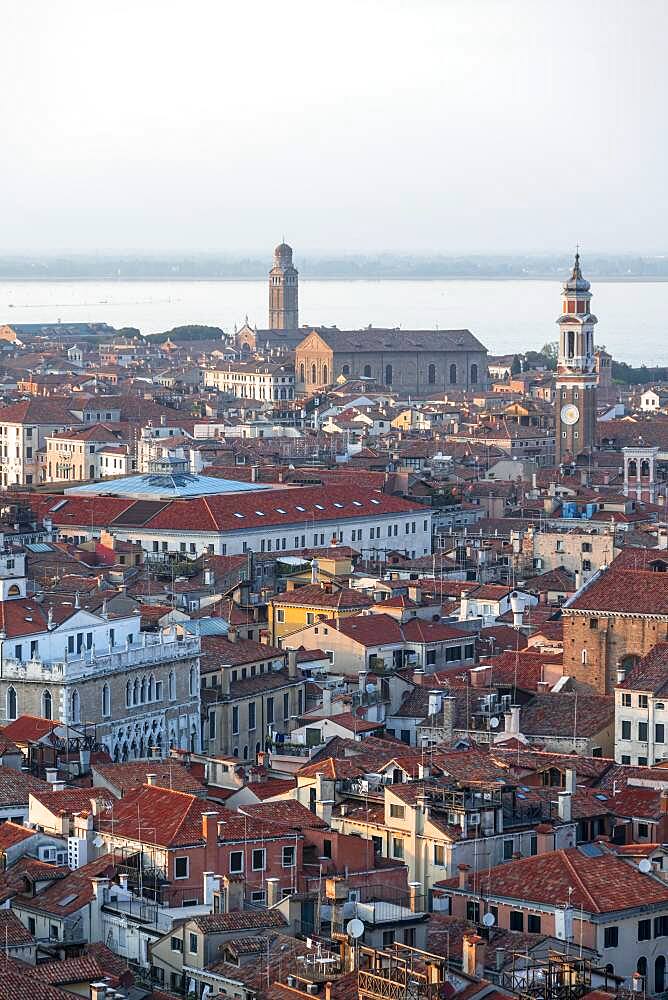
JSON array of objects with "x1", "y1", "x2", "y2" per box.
[{"x1": 294, "y1": 327, "x2": 488, "y2": 397}]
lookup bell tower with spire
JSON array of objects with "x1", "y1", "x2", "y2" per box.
[
  {"x1": 268, "y1": 242, "x2": 298, "y2": 330},
  {"x1": 555, "y1": 251, "x2": 598, "y2": 467}
]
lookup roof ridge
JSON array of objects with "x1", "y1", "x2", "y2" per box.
[{"x1": 559, "y1": 850, "x2": 600, "y2": 912}]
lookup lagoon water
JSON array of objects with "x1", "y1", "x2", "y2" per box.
[{"x1": 1, "y1": 278, "x2": 667, "y2": 366}]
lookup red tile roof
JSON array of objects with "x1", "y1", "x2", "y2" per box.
[
  {"x1": 567, "y1": 549, "x2": 668, "y2": 616},
  {"x1": 444, "y1": 846, "x2": 668, "y2": 912},
  {"x1": 618, "y1": 642, "x2": 668, "y2": 695},
  {"x1": 271, "y1": 585, "x2": 371, "y2": 610},
  {"x1": 92, "y1": 760, "x2": 206, "y2": 797}
]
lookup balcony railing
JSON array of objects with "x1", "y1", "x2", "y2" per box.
[{"x1": 2, "y1": 634, "x2": 200, "y2": 683}]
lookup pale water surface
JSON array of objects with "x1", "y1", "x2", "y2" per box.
[{"x1": 1, "y1": 279, "x2": 666, "y2": 366}]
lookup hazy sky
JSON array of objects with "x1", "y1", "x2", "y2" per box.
[{"x1": 4, "y1": 0, "x2": 667, "y2": 254}]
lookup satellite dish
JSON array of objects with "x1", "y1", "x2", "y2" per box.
[
  {"x1": 346, "y1": 918, "x2": 364, "y2": 939},
  {"x1": 639, "y1": 858, "x2": 652, "y2": 874},
  {"x1": 489, "y1": 717, "x2": 500, "y2": 729},
  {"x1": 365, "y1": 683, "x2": 376, "y2": 694},
  {"x1": 482, "y1": 912, "x2": 496, "y2": 927},
  {"x1": 93, "y1": 836, "x2": 104, "y2": 848}
]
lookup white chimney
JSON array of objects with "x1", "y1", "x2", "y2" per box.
[
  {"x1": 564, "y1": 769, "x2": 576, "y2": 794},
  {"x1": 428, "y1": 690, "x2": 443, "y2": 717},
  {"x1": 558, "y1": 792, "x2": 572, "y2": 822},
  {"x1": 510, "y1": 591, "x2": 523, "y2": 629},
  {"x1": 311, "y1": 558, "x2": 319, "y2": 584},
  {"x1": 45, "y1": 769, "x2": 59, "y2": 784}
]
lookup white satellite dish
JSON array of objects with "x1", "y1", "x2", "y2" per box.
[
  {"x1": 489, "y1": 717, "x2": 500, "y2": 729},
  {"x1": 638, "y1": 858, "x2": 652, "y2": 874},
  {"x1": 482, "y1": 912, "x2": 496, "y2": 927},
  {"x1": 346, "y1": 918, "x2": 364, "y2": 939},
  {"x1": 365, "y1": 683, "x2": 376, "y2": 694},
  {"x1": 93, "y1": 836, "x2": 104, "y2": 848}
]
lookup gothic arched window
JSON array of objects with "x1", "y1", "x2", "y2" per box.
[
  {"x1": 311, "y1": 364, "x2": 317, "y2": 384},
  {"x1": 70, "y1": 689, "x2": 80, "y2": 723},
  {"x1": 363, "y1": 365, "x2": 372, "y2": 378},
  {"x1": 322, "y1": 365, "x2": 328, "y2": 385},
  {"x1": 102, "y1": 683, "x2": 110, "y2": 718},
  {"x1": 299, "y1": 363, "x2": 305, "y2": 383},
  {"x1": 449, "y1": 364, "x2": 457, "y2": 385},
  {"x1": 42, "y1": 690, "x2": 52, "y2": 721},
  {"x1": 470, "y1": 364, "x2": 478, "y2": 385},
  {"x1": 385, "y1": 364, "x2": 393, "y2": 385},
  {"x1": 428, "y1": 364, "x2": 436, "y2": 385},
  {"x1": 6, "y1": 686, "x2": 17, "y2": 721}
]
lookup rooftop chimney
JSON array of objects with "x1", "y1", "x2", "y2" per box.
[
  {"x1": 288, "y1": 648, "x2": 298, "y2": 678},
  {"x1": 462, "y1": 932, "x2": 484, "y2": 978},
  {"x1": 146, "y1": 773, "x2": 158, "y2": 786},
  {"x1": 564, "y1": 768, "x2": 576, "y2": 795},
  {"x1": 458, "y1": 863, "x2": 471, "y2": 889},
  {"x1": 558, "y1": 792, "x2": 572, "y2": 823}
]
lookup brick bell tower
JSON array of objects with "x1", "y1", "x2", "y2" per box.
[
  {"x1": 555, "y1": 251, "x2": 598, "y2": 467},
  {"x1": 268, "y1": 242, "x2": 298, "y2": 330}
]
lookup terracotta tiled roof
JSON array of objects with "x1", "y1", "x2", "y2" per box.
[
  {"x1": 92, "y1": 760, "x2": 206, "y2": 797},
  {"x1": 239, "y1": 800, "x2": 327, "y2": 830},
  {"x1": 30, "y1": 786, "x2": 115, "y2": 817},
  {"x1": 0, "y1": 908, "x2": 34, "y2": 945},
  {"x1": 0, "y1": 767, "x2": 51, "y2": 808},
  {"x1": 297, "y1": 757, "x2": 366, "y2": 780},
  {"x1": 519, "y1": 693, "x2": 614, "y2": 738},
  {"x1": 618, "y1": 642, "x2": 668, "y2": 695},
  {"x1": 200, "y1": 634, "x2": 284, "y2": 671},
  {"x1": 567, "y1": 549, "x2": 668, "y2": 615},
  {"x1": 191, "y1": 909, "x2": 286, "y2": 933},
  {"x1": 271, "y1": 585, "x2": 371, "y2": 610},
  {"x1": 442, "y1": 846, "x2": 668, "y2": 913},
  {"x1": 0, "y1": 821, "x2": 37, "y2": 850}
]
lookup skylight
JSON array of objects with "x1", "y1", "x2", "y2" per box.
[
  {"x1": 255, "y1": 511, "x2": 265, "y2": 516},
  {"x1": 370, "y1": 499, "x2": 380, "y2": 504},
  {"x1": 352, "y1": 501, "x2": 362, "y2": 507},
  {"x1": 276, "y1": 508, "x2": 287, "y2": 514},
  {"x1": 295, "y1": 505, "x2": 306, "y2": 512},
  {"x1": 314, "y1": 504, "x2": 324, "y2": 510},
  {"x1": 333, "y1": 503, "x2": 343, "y2": 508},
  {"x1": 233, "y1": 513, "x2": 245, "y2": 519}
]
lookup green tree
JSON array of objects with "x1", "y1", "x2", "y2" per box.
[{"x1": 511, "y1": 354, "x2": 522, "y2": 375}]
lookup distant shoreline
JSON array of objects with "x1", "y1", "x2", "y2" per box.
[{"x1": 2, "y1": 274, "x2": 668, "y2": 283}]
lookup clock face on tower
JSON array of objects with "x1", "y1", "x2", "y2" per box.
[{"x1": 561, "y1": 403, "x2": 580, "y2": 426}]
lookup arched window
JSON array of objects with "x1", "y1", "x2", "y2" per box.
[
  {"x1": 640, "y1": 460, "x2": 650, "y2": 477},
  {"x1": 581, "y1": 649, "x2": 587, "y2": 665},
  {"x1": 70, "y1": 689, "x2": 80, "y2": 724},
  {"x1": 169, "y1": 670, "x2": 176, "y2": 700},
  {"x1": 126, "y1": 681, "x2": 131, "y2": 708},
  {"x1": 656, "y1": 956, "x2": 666, "y2": 995},
  {"x1": 7, "y1": 584, "x2": 20, "y2": 598},
  {"x1": 322, "y1": 365, "x2": 328, "y2": 385},
  {"x1": 428, "y1": 364, "x2": 436, "y2": 385},
  {"x1": 311, "y1": 364, "x2": 317, "y2": 384},
  {"x1": 470, "y1": 363, "x2": 478, "y2": 385},
  {"x1": 299, "y1": 363, "x2": 305, "y2": 383},
  {"x1": 233, "y1": 747, "x2": 239, "y2": 758},
  {"x1": 140, "y1": 677, "x2": 146, "y2": 703},
  {"x1": 363, "y1": 365, "x2": 372, "y2": 378},
  {"x1": 189, "y1": 666, "x2": 197, "y2": 697},
  {"x1": 42, "y1": 690, "x2": 52, "y2": 721},
  {"x1": 6, "y1": 687, "x2": 17, "y2": 721},
  {"x1": 132, "y1": 679, "x2": 139, "y2": 706},
  {"x1": 567, "y1": 331, "x2": 575, "y2": 358},
  {"x1": 385, "y1": 364, "x2": 393, "y2": 385},
  {"x1": 449, "y1": 363, "x2": 457, "y2": 385},
  {"x1": 342, "y1": 365, "x2": 350, "y2": 376},
  {"x1": 628, "y1": 459, "x2": 637, "y2": 478},
  {"x1": 636, "y1": 958, "x2": 647, "y2": 982},
  {"x1": 148, "y1": 674, "x2": 155, "y2": 701},
  {"x1": 102, "y1": 683, "x2": 110, "y2": 718},
  {"x1": 243, "y1": 745, "x2": 249, "y2": 760}
]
